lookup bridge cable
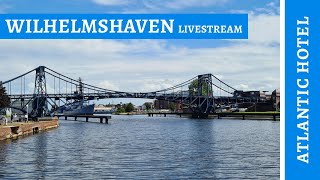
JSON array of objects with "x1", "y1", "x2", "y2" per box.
[
  {"x1": 46, "y1": 71, "x2": 108, "y2": 94},
  {"x1": 54, "y1": 77, "x2": 55, "y2": 95},
  {"x1": 153, "y1": 76, "x2": 197, "y2": 93},
  {"x1": 47, "y1": 67, "x2": 199, "y2": 95},
  {"x1": 211, "y1": 74, "x2": 237, "y2": 91},
  {"x1": 24, "y1": 76, "x2": 25, "y2": 97},
  {"x1": 45, "y1": 67, "x2": 125, "y2": 94},
  {"x1": 211, "y1": 82, "x2": 233, "y2": 95},
  {"x1": 1, "y1": 68, "x2": 36, "y2": 85}
]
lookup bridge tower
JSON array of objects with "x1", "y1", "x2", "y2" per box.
[
  {"x1": 31, "y1": 66, "x2": 48, "y2": 118},
  {"x1": 192, "y1": 74, "x2": 215, "y2": 118}
]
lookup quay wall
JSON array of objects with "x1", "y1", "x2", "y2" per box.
[
  {"x1": 0, "y1": 127, "x2": 12, "y2": 140},
  {"x1": 0, "y1": 117, "x2": 59, "y2": 141}
]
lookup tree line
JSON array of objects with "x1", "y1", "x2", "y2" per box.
[
  {"x1": 0, "y1": 83, "x2": 10, "y2": 108},
  {"x1": 116, "y1": 103, "x2": 135, "y2": 114}
]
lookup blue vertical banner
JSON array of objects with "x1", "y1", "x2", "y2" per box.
[{"x1": 286, "y1": 0, "x2": 320, "y2": 179}]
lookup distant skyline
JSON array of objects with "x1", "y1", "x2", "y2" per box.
[{"x1": 0, "y1": 0, "x2": 279, "y2": 105}]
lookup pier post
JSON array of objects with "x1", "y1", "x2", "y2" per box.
[
  {"x1": 273, "y1": 115, "x2": 276, "y2": 121},
  {"x1": 65, "y1": 116, "x2": 67, "y2": 120},
  {"x1": 100, "y1": 118, "x2": 103, "y2": 123},
  {"x1": 217, "y1": 115, "x2": 220, "y2": 119},
  {"x1": 152, "y1": 114, "x2": 153, "y2": 117},
  {"x1": 242, "y1": 115, "x2": 245, "y2": 120},
  {"x1": 105, "y1": 118, "x2": 108, "y2": 124},
  {"x1": 180, "y1": 114, "x2": 182, "y2": 118},
  {"x1": 86, "y1": 117, "x2": 89, "y2": 122},
  {"x1": 75, "y1": 117, "x2": 77, "y2": 121},
  {"x1": 164, "y1": 114, "x2": 166, "y2": 117}
]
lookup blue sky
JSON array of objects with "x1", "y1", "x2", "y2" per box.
[
  {"x1": 0, "y1": 0, "x2": 280, "y2": 105},
  {"x1": 0, "y1": 0, "x2": 279, "y2": 14}
]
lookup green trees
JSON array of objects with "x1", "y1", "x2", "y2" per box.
[
  {"x1": 0, "y1": 83, "x2": 10, "y2": 108},
  {"x1": 188, "y1": 79, "x2": 198, "y2": 95},
  {"x1": 188, "y1": 79, "x2": 212, "y2": 96},
  {"x1": 125, "y1": 103, "x2": 134, "y2": 112},
  {"x1": 116, "y1": 103, "x2": 135, "y2": 114},
  {"x1": 116, "y1": 107, "x2": 126, "y2": 114}
]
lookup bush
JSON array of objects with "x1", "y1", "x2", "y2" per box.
[{"x1": 116, "y1": 107, "x2": 126, "y2": 114}]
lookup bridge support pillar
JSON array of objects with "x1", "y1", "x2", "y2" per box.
[{"x1": 31, "y1": 66, "x2": 49, "y2": 118}]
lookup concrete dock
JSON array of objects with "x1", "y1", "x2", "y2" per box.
[{"x1": 0, "y1": 117, "x2": 59, "y2": 141}]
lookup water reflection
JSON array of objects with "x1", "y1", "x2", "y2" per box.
[
  {"x1": 0, "y1": 140, "x2": 9, "y2": 178},
  {"x1": 35, "y1": 134, "x2": 47, "y2": 179},
  {"x1": 0, "y1": 116, "x2": 280, "y2": 179}
]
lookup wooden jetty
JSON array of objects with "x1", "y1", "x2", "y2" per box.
[
  {"x1": 215, "y1": 112, "x2": 280, "y2": 121},
  {"x1": 147, "y1": 112, "x2": 280, "y2": 121},
  {"x1": 56, "y1": 115, "x2": 111, "y2": 124}
]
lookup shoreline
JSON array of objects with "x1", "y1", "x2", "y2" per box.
[
  {"x1": 110, "y1": 112, "x2": 280, "y2": 121},
  {"x1": 0, "y1": 117, "x2": 59, "y2": 141}
]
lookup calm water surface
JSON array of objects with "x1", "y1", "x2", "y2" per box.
[{"x1": 0, "y1": 115, "x2": 279, "y2": 179}]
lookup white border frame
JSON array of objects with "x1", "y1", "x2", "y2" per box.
[{"x1": 280, "y1": 0, "x2": 285, "y2": 179}]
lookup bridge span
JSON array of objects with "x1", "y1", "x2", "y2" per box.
[{"x1": 1, "y1": 66, "x2": 269, "y2": 118}]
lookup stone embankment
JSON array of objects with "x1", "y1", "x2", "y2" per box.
[{"x1": 0, "y1": 117, "x2": 59, "y2": 141}]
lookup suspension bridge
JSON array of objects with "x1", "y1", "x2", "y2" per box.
[{"x1": 0, "y1": 66, "x2": 268, "y2": 118}]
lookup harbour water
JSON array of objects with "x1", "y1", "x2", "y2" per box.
[{"x1": 0, "y1": 115, "x2": 279, "y2": 179}]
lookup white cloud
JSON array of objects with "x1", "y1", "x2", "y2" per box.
[
  {"x1": 131, "y1": 79, "x2": 175, "y2": 92},
  {"x1": 229, "y1": 1, "x2": 279, "y2": 46},
  {"x1": 0, "y1": 38, "x2": 279, "y2": 94},
  {"x1": 98, "y1": 81, "x2": 119, "y2": 91},
  {"x1": 234, "y1": 84, "x2": 249, "y2": 90},
  {"x1": 0, "y1": 12, "x2": 279, "y2": 99},
  {"x1": 247, "y1": 14, "x2": 279, "y2": 45},
  {"x1": 230, "y1": 0, "x2": 279, "y2": 15}
]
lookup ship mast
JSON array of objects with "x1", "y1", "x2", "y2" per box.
[
  {"x1": 77, "y1": 77, "x2": 84, "y2": 106},
  {"x1": 78, "y1": 77, "x2": 83, "y2": 95}
]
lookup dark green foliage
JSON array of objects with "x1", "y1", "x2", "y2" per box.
[
  {"x1": 125, "y1": 103, "x2": 134, "y2": 112},
  {"x1": 0, "y1": 83, "x2": 10, "y2": 108},
  {"x1": 188, "y1": 79, "x2": 198, "y2": 95},
  {"x1": 116, "y1": 107, "x2": 126, "y2": 114},
  {"x1": 188, "y1": 79, "x2": 212, "y2": 96},
  {"x1": 116, "y1": 103, "x2": 135, "y2": 114}
]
